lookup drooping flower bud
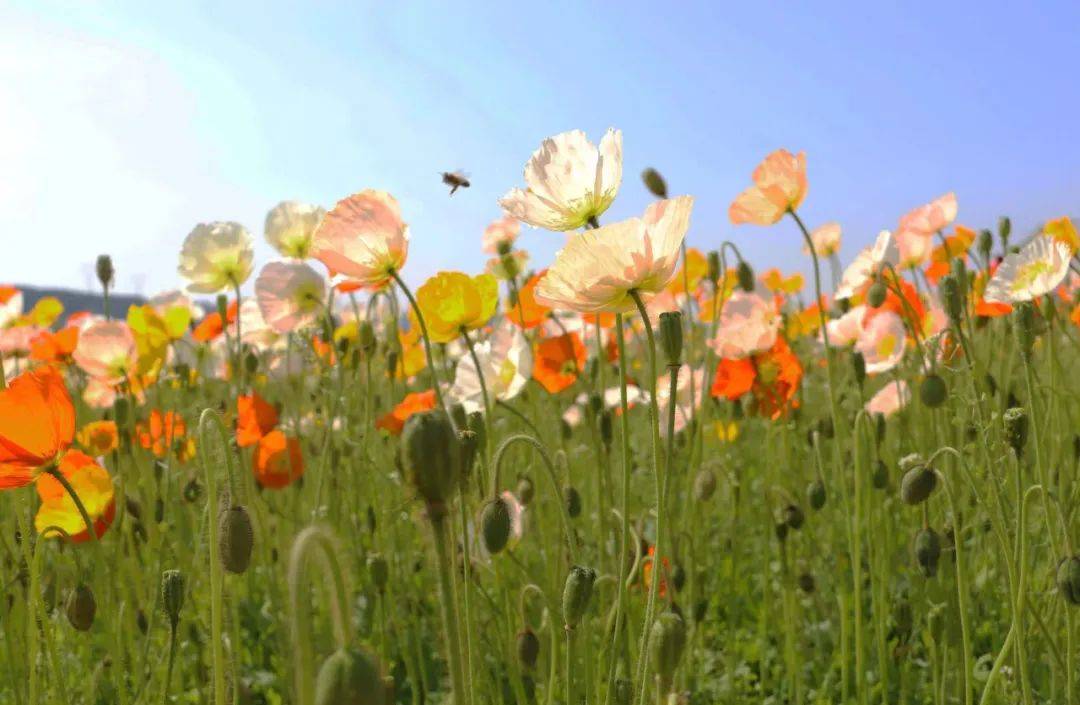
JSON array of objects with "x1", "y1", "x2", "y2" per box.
[
  {"x1": 706, "y1": 251, "x2": 721, "y2": 285},
  {"x1": 562, "y1": 565, "x2": 597, "y2": 629},
  {"x1": 516, "y1": 628, "x2": 540, "y2": 668},
  {"x1": 658, "y1": 311, "x2": 683, "y2": 367},
  {"x1": 401, "y1": 410, "x2": 461, "y2": 517},
  {"x1": 851, "y1": 351, "x2": 866, "y2": 387},
  {"x1": 782, "y1": 503, "x2": 805, "y2": 530},
  {"x1": 867, "y1": 280, "x2": 887, "y2": 308},
  {"x1": 736, "y1": 261, "x2": 755, "y2": 293},
  {"x1": 563, "y1": 486, "x2": 582, "y2": 519},
  {"x1": 1003, "y1": 406, "x2": 1029, "y2": 457},
  {"x1": 66, "y1": 584, "x2": 97, "y2": 631},
  {"x1": 649, "y1": 611, "x2": 687, "y2": 694},
  {"x1": 915, "y1": 528, "x2": 942, "y2": 577},
  {"x1": 807, "y1": 480, "x2": 826, "y2": 511},
  {"x1": 641, "y1": 168, "x2": 669, "y2": 199},
  {"x1": 480, "y1": 496, "x2": 512, "y2": 555},
  {"x1": 516, "y1": 475, "x2": 535, "y2": 506},
  {"x1": 357, "y1": 321, "x2": 377, "y2": 357},
  {"x1": 161, "y1": 569, "x2": 185, "y2": 629},
  {"x1": 366, "y1": 553, "x2": 389, "y2": 593},
  {"x1": 218, "y1": 504, "x2": 254, "y2": 574},
  {"x1": 919, "y1": 374, "x2": 947, "y2": 408},
  {"x1": 798, "y1": 572, "x2": 816, "y2": 594},
  {"x1": 871, "y1": 460, "x2": 889, "y2": 490},
  {"x1": 314, "y1": 646, "x2": 386, "y2": 705},
  {"x1": 95, "y1": 254, "x2": 115, "y2": 290},
  {"x1": 1057, "y1": 556, "x2": 1080, "y2": 606},
  {"x1": 900, "y1": 465, "x2": 937, "y2": 505}
]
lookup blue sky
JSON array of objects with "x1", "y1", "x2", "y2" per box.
[{"x1": 2, "y1": 1, "x2": 1077, "y2": 295}]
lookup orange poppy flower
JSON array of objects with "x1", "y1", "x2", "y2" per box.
[
  {"x1": 77, "y1": 420, "x2": 119, "y2": 456},
  {"x1": 312, "y1": 336, "x2": 336, "y2": 366},
  {"x1": 253, "y1": 429, "x2": 304, "y2": 489},
  {"x1": 711, "y1": 338, "x2": 803, "y2": 420},
  {"x1": 507, "y1": 271, "x2": 551, "y2": 329},
  {"x1": 0, "y1": 366, "x2": 75, "y2": 489},
  {"x1": 642, "y1": 544, "x2": 671, "y2": 598},
  {"x1": 582, "y1": 312, "x2": 617, "y2": 329},
  {"x1": 666, "y1": 247, "x2": 708, "y2": 296},
  {"x1": 137, "y1": 410, "x2": 188, "y2": 459},
  {"x1": 532, "y1": 332, "x2": 586, "y2": 394},
  {"x1": 376, "y1": 390, "x2": 438, "y2": 435},
  {"x1": 35, "y1": 449, "x2": 115, "y2": 542},
  {"x1": 30, "y1": 327, "x2": 79, "y2": 364},
  {"x1": 236, "y1": 392, "x2": 279, "y2": 448},
  {"x1": 972, "y1": 264, "x2": 1013, "y2": 318},
  {"x1": 924, "y1": 225, "x2": 976, "y2": 284},
  {"x1": 1071, "y1": 303, "x2": 1080, "y2": 328},
  {"x1": 864, "y1": 275, "x2": 926, "y2": 333},
  {"x1": 729, "y1": 149, "x2": 808, "y2": 226},
  {"x1": 192, "y1": 300, "x2": 238, "y2": 343}
]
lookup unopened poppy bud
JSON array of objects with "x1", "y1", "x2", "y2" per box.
[
  {"x1": 215, "y1": 294, "x2": 228, "y2": 323},
  {"x1": 401, "y1": 410, "x2": 461, "y2": 516},
  {"x1": 915, "y1": 528, "x2": 942, "y2": 577},
  {"x1": 366, "y1": 553, "x2": 389, "y2": 593},
  {"x1": 66, "y1": 584, "x2": 96, "y2": 631},
  {"x1": 161, "y1": 569, "x2": 185, "y2": 628},
  {"x1": 314, "y1": 646, "x2": 385, "y2": 705},
  {"x1": 385, "y1": 348, "x2": 399, "y2": 374},
  {"x1": 978, "y1": 229, "x2": 993, "y2": 260},
  {"x1": 562, "y1": 565, "x2": 597, "y2": 629},
  {"x1": 95, "y1": 254, "x2": 114, "y2": 289},
  {"x1": 218, "y1": 504, "x2": 254, "y2": 574},
  {"x1": 516, "y1": 628, "x2": 540, "y2": 668},
  {"x1": 563, "y1": 486, "x2": 582, "y2": 519},
  {"x1": 867, "y1": 280, "x2": 887, "y2": 308},
  {"x1": 658, "y1": 311, "x2": 683, "y2": 367},
  {"x1": 113, "y1": 397, "x2": 130, "y2": 427},
  {"x1": 641, "y1": 168, "x2": 668, "y2": 199},
  {"x1": 807, "y1": 480, "x2": 826, "y2": 511},
  {"x1": 649, "y1": 611, "x2": 687, "y2": 694},
  {"x1": 736, "y1": 261, "x2": 755, "y2": 293},
  {"x1": 706, "y1": 251, "x2": 721, "y2": 285},
  {"x1": 244, "y1": 350, "x2": 259, "y2": 375},
  {"x1": 1014, "y1": 302, "x2": 1036, "y2": 361},
  {"x1": 939, "y1": 275, "x2": 963, "y2": 325},
  {"x1": 919, "y1": 374, "x2": 947, "y2": 408},
  {"x1": 480, "y1": 496, "x2": 512, "y2": 555},
  {"x1": 900, "y1": 465, "x2": 937, "y2": 505},
  {"x1": 998, "y1": 216, "x2": 1011, "y2": 250},
  {"x1": 357, "y1": 321, "x2": 376, "y2": 356},
  {"x1": 587, "y1": 391, "x2": 603, "y2": 417},
  {"x1": 600, "y1": 410, "x2": 613, "y2": 449},
  {"x1": 1057, "y1": 556, "x2": 1080, "y2": 606},
  {"x1": 516, "y1": 475, "x2": 534, "y2": 506},
  {"x1": 693, "y1": 468, "x2": 717, "y2": 502},
  {"x1": 782, "y1": 503, "x2": 805, "y2": 530},
  {"x1": 872, "y1": 460, "x2": 888, "y2": 489},
  {"x1": 1002, "y1": 406, "x2": 1028, "y2": 456},
  {"x1": 798, "y1": 572, "x2": 816, "y2": 594},
  {"x1": 851, "y1": 351, "x2": 866, "y2": 386}
]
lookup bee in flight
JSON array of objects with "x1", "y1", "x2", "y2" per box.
[{"x1": 441, "y1": 170, "x2": 470, "y2": 195}]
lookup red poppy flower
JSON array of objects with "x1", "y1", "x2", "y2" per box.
[{"x1": 236, "y1": 392, "x2": 278, "y2": 448}]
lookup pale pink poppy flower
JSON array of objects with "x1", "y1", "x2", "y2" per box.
[
  {"x1": 73, "y1": 320, "x2": 137, "y2": 385},
  {"x1": 896, "y1": 228, "x2": 934, "y2": 270},
  {"x1": 0, "y1": 325, "x2": 40, "y2": 356},
  {"x1": 482, "y1": 215, "x2": 522, "y2": 254},
  {"x1": 707, "y1": 290, "x2": 780, "y2": 358},
  {"x1": 865, "y1": 380, "x2": 911, "y2": 417},
  {"x1": 501, "y1": 490, "x2": 525, "y2": 544},
  {"x1": 83, "y1": 376, "x2": 118, "y2": 409},
  {"x1": 644, "y1": 289, "x2": 683, "y2": 320},
  {"x1": 729, "y1": 149, "x2": 808, "y2": 226},
  {"x1": 265, "y1": 200, "x2": 326, "y2": 259},
  {"x1": 540, "y1": 313, "x2": 585, "y2": 339},
  {"x1": 66, "y1": 311, "x2": 94, "y2": 329},
  {"x1": 238, "y1": 299, "x2": 281, "y2": 350},
  {"x1": 449, "y1": 323, "x2": 532, "y2": 414},
  {"x1": 898, "y1": 192, "x2": 958, "y2": 235},
  {"x1": 486, "y1": 250, "x2": 530, "y2": 281},
  {"x1": 836, "y1": 231, "x2": 899, "y2": 300},
  {"x1": 535, "y1": 195, "x2": 694, "y2": 313},
  {"x1": 0, "y1": 289, "x2": 23, "y2": 328},
  {"x1": 825, "y1": 305, "x2": 867, "y2": 347},
  {"x1": 921, "y1": 302, "x2": 949, "y2": 342},
  {"x1": 803, "y1": 222, "x2": 842, "y2": 257},
  {"x1": 855, "y1": 311, "x2": 906, "y2": 375},
  {"x1": 657, "y1": 366, "x2": 705, "y2": 436},
  {"x1": 178, "y1": 222, "x2": 255, "y2": 293},
  {"x1": 255, "y1": 261, "x2": 327, "y2": 334},
  {"x1": 309, "y1": 190, "x2": 409, "y2": 290},
  {"x1": 562, "y1": 404, "x2": 584, "y2": 428},
  {"x1": 499, "y1": 129, "x2": 622, "y2": 231},
  {"x1": 149, "y1": 289, "x2": 204, "y2": 321},
  {"x1": 983, "y1": 235, "x2": 1072, "y2": 304}
]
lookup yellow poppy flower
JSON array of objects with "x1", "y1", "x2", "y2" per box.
[{"x1": 416, "y1": 272, "x2": 498, "y2": 343}]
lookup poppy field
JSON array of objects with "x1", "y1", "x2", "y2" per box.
[{"x1": 2, "y1": 129, "x2": 1080, "y2": 705}]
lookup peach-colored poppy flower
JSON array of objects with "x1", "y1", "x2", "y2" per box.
[
  {"x1": 836, "y1": 231, "x2": 899, "y2": 300},
  {"x1": 729, "y1": 149, "x2": 807, "y2": 226},
  {"x1": 255, "y1": 261, "x2": 327, "y2": 334},
  {"x1": 898, "y1": 192, "x2": 957, "y2": 235},
  {"x1": 535, "y1": 196, "x2": 694, "y2": 313},
  {"x1": 482, "y1": 215, "x2": 521, "y2": 254},
  {"x1": 72, "y1": 321, "x2": 136, "y2": 386},
  {"x1": 707, "y1": 290, "x2": 780, "y2": 358},
  {"x1": 803, "y1": 222, "x2": 842, "y2": 257},
  {"x1": 499, "y1": 129, "x2": 622, "y2": 231},
  {"x1": 896, "y1": 228, "x2": 934, "y2": 270},
  {"x1": 825, "y1": 305, "x2": 867, "y2": 347},
  {"x1": 855, "y1": 311, "x2": 906, "y2": 375},
  {"x1": 865, "y1": 380, "x2": 911, "y2": 417},
  {"x1": 309, "y1": 190, "x2": 409, "y2": 290}
]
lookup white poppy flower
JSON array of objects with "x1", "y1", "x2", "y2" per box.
[
  {"x1": 265, "y1": 201, "x2": 326, "y2": 259},
  {"x1": 984, "y1": 235, "x2": 1072, "y2": 304},
  {"x1": 836, "y1": 230, "x2": 899, "y2": 300},
  {"x1": 178, "y1": 221, "x2": 255, "y2": 293}
]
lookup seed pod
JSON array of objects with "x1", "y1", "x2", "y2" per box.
[
  {"x1": 693, "y1": 468, "x2": 717, "y2": 502},
  {"x1": 218, "y1": 504, "x2": 254, "y2": 574},
  {"x1": 562, "y1": 565, "x2": 597, "y2": 629},
  {"x1": 915, "y1": 528, "x2": 942, "y2": 577},
  {"x1": 851, "y1": 351, "x2": 866, "y2": 387},
  {"x1": 867, "y1": 281, "x2": 887, "y2": 308},
  {"x1": 480, "y1": 496, "x2": 512, "y2": 555},
  {"x1": 977, "y1": 228, "x2": 993, "y2": 261},
  {"x1": 658, "y1": 311, "x2": 683, "y2": 367},
  {"x1": 516, "y1": 628, "x2": 540, "y2": 668},
  {"x1": 563, "y1": 486, "x2": 582, "y2": 519},
  {"x1": 871, "y1": 460, "x2": 889, "y2": 490},
  {"x1": 706, "y1": 251, "x2": 721, "y2": 285},
  {"x1": 919, "y1": 374, "x2": 947, "y2": 408},
  {"x1": 366, "y1": 554, "x2": 389, "y2": 593},
  {"x1": 161, "y1": 570, "x2": 185, "y2": 628},
  {"x1": 736, "y1": 261, "x2": 755, "y2": 293},
  {"x1": 782, "y1": 504, "x2": 805, "y2": 530},
  {"x1": 1056, "y1": 556, "x2": 1080, "y2": 606},
  {"x1": 998, "y1": 216, "x2": 1011, "y2": 250},
  {"x1": 95, "y1": 254, "x2": 115, "y2": 289},
  {"x1": 314, "y1": 646, "x2": 385, "y2": 705},
  {"x1": 807, "y1": 480, "x2": 826, "y2": 511},
  {"x1": 66, "y1": 584, "x2": 97, "y2": 631},
  {"x1": 797, "y1": 572, "x2": 816, "y2": 594},
  {"x1": 1003, "y1": 407, "x2": 1029, "y2": 457},
  {"x1": 900, "y1": 465, "x2": 937, "y2": 505},
  {"x1": 641, "y1": 168, "x2": 669, "y2": 199},
  {"x1": 401, "y1": 410, "x2": 461, "y2": 515},
  {"x1": 516, "y1": 475, "x2": 535, "y2": 506},
  {"x1": 649, "y1": 611, "x2": 687, "y2": 694}
]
